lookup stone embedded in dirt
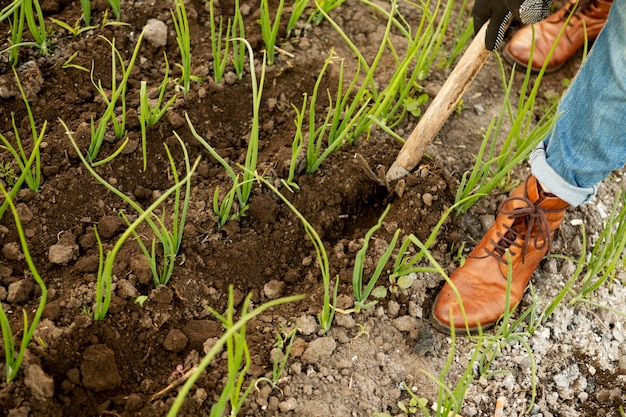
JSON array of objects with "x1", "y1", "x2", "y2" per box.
[
  {"x1": 166, "y1": 110, "x2": 185, "y2": 128},
  {"x1": 15, "y1": 203, "x2": 34, "y2": 224},
  {"x1": 297, "y1": 315, "x2": 318, "y2": 336},
  {"x1": 24, "y1": 364, "x2": 54, "y2": 400},
  {"x1": 48, "y1": 242, "x2": 79, "y2": 265},
  {"x1": 334, "y1": 312, "x2": 355, "y2": 329},
  {"x1": 182, "y1": 320, "x2": 222, "y2": 351},
  {"x1": 7, "y1": 279, "x2": 34, "y2": 303},
  {"x1": 301, "y1": 336, "x2": 337, "y2": 364},
  {"x1": 74, "y1": 254, "x2": 100, "y2": 273},
  {"x1": 263, "y1": 279, "x2": 286, "y2": 300},
  {"x1": 163, "y1": 329, "x2": 188, "y2": 353},
  {"x1": 0, "y1": 61, "x2": 43, "y2": 100},
  {"x1": 422, "y1": 192, "x2": 434, "y2": 206},
  {"x1": 97, "y1": 215, "x2": 125, "y2": 239},
  {"x1": 130, "y1": 254, "x2": 153, "y2": 285},
  {"x1": 248, "y1": 195, "x2": 280, "y2": 224},
  {"x1": 278, "y1": 397, "x2": 298, "y2": 412},
  {"x1": 2, "y1": 242, "x2": 24, "y2": 261},
  {"x1": 124, "y1": 393, "x2": 143, "y2": 412},
  {"x1": 116, "y1": 279, "x2": 139, "y2": 299},
  {"x1": 80, "y1": 344, "x2": 122, "y2": 392},
  {"x1": 150, "y1": 284, "x2": 173, "y2": 304},
  {"x1": 392, "y1": 315, "x2": 419, "y2": 334}
]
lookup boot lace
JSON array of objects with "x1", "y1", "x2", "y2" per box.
[{"x1": 484, "y1": 195, "x2": 553, "y2": 264}]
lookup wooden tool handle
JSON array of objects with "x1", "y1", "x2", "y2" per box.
[{"x1": 386, "y1": 23, "x2": 492, "y2": 181}]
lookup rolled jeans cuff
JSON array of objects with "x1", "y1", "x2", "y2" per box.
[{"x1": 530, "y1": 144, "x2": 598, "y2": 207}]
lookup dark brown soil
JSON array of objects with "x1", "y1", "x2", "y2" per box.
[{"x1": 1, "y1": 0, "x2": 625, "y2": 416}]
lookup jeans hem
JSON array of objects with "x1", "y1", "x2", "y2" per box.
[{"x1": 529, "y1": 145, "x2": 597, "y2": 206}]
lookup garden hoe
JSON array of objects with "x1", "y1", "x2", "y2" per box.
[{"x1": 385, "y1": 22, "x2": 493, "y2": 182}]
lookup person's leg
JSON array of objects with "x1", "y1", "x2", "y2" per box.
[
  {"x1": 432, "y1": 1, "x2": 626, "y2": 333},
  {"x1": 530, "y1": 0, "x2": 626, "y2": 206}
]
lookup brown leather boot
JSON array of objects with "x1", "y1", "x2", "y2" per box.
[
  {"x1": 432, "y1": 175, "x2": 569, "y2": 333},
  {"x1": 503, "y1": 0, "x2": 613, "y2": 73}
]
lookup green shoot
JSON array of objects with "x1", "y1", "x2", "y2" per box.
[
  {"x1": 287, "y1": 0, "x2": 309, "y2": 36},
  {"x1": 0, "y1": 1, "x2": 23, "y2": 21},
  {"x1": 171, "y1": 0, "x2": 192, "y2": 93},
  {"x1": 254, "y1": 172, "x2": 338, "y2": 333},
  {"x1": 166, "y1": 289, "x2": 304, "y2": 417},
  {"x1": 63, "y1": 120, "x2": 199, "y2": 289},
  {"x1": 80, "y1": 0, "x2": 91, "y2": 25},
  {"x1": 0, "y1": 182, "x2": 47, "y2": 382},
  {"x1": 230, "y1": 0, "x2": 246, "y2": 79},
  {"x1": 0, "y1": 162, "x2": 18, "y2": 188},
  {"x1": 61, "y1": 51, "x2": 90, "y2": 72},
  {"x1": 206, "y1": 286, "x2": 254, "y2": 416},
  {"x1": 302, "y1": 51, "x2": 370, "y2": 174},
  {"x1": 240, "y1": 41, "x2": 265, "y2": 211},
  {"x1": 126, "y1": 135, "x2": 194, "y2": 286},
  {"x1": 213, "y1": 180, "x2": 239, "y2": 229},
  {"x1": 352, "y1": 205, "x2": 401, "y2": 310},
  {"x1": 8, "y1": 1, "x2": 25, "y2": 66},
  {"x1": 281, "y1": 98, "x2": 307, "y2": 191},
  {"x1": 188, "y1": 41, "x2": 264, "y2": 217},
  {"x1": 0, "y1": 69, "x2": 44, "y2": 192},
  {"x1": 87, "y1": 30, "x2": 144, "y2": 162},
  {"x1": 186, "y1": 114, "x2": 244, "y2": 215},
  {"x1": 107, "y1": 0, "x2": 120, "y2": 19},
  {"x1": 92, "y1": 148, "x2": 196, "y2": 319},
  {"x1": 22, "y1": 0, "x2": 52, "y2": 55},
  {"x1": 62, "y1": 124, "x2": 199, "y2": 317},
  {"x1": 259, "y1": 0, "x2": 285, "y2": 65},
  {"x1": 569, "y1": 190, "x2": 626, "y2": 312},
  {"x1": 309, "y1": 0, "x2": 345, "y2": 25},
  {"x1": 209, "y1": 0, "x2": 231, "y2": 82},
  {"x1": 256, "y1": 323, "x2": 298, "y2": 389},
  {"x1": 138, "y1": 52, "x2": 177, "y2": 171},
  {"x1": 49, "y1": 15, "x2": 96, "y2": 36}
]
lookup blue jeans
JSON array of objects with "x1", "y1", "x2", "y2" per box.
[{"x1": 529, "y1": 0, "x2": 626, "y2": 207}]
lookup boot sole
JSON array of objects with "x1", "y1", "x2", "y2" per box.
[{"x1": 501, "y1": 46, "x2": 565, "y2": 74}]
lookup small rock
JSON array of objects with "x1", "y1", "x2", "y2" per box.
[
  {"x1": 297, "y1": 315, "x2": 318, "y2": 335},
  {"x1": 278, "y1": 397, "x2": 297, "y2": 412},
  {"x1": 116, "y1": 279, "x2": 139, "y2": 299},
  {"x1": 130, "y1": 255, "x2": 153, "y2": 284},
  {"x1": 125, "y1": 393, "x2": 143, "y2": 411},
  {"x1": 74, "y1": 254, "x2": 100, "y2": 273},
  {"x1": 48, "y1": 242, "x2": 79, "y2": 265},
  {"x1": 97, "y1": 215, "x2": 124, "y2": 239},
  {"x1": 387, "y1": 300, "x2": 400, "y2": 318},
  {"x1": 16, "y1": 203, "x2": 34, "y2": 223},
  {"x1": 182, "y1": 320, "x2": 221, "y2": 351},
  {"x1": 150, "y1": 285, "x2": 173, "y2": 304},
  {"x1": 7, "y1": 279, "x2": 34, "y2": 303},
  {"x1": 479, "y1": 214, "x2": 496, "y2": 232},
  {"x1": 81, "y1": 344, "x2": 122, "y2": 392},
  {"x1": 263, "y1": 279, "x2": 285, "y2": 300},
  {"x1": 163, "y1": 329, "x2": 188, "y2": 353},
  {"x1": 422, "y1": 193, "x2": 433, "y2": 206},
  {"x1": 24, "y1": 364, "x2": 54, "y2": 400},
  {"x1": 334, "y1": 313, "x2": 355, "y2": 329},
  {"x1": 166, "y1": 110, "x2": 185, "y2": 128},
  {"x1": 301, "y1": 337, "x2": 336, "y2": 364},
  {"x1": 392, "y1": 316, "x2": 418, "y2": 333},
  {"x1": 143, "y1": 19, "x2": 168, "y2": 47},
  {"x1": 2, "y1": 242, "x2": 24, "y2": 261}
]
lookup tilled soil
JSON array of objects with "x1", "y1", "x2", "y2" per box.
[{"x1": 0, "y1": 0, "x2": 625, "y2": 416}]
